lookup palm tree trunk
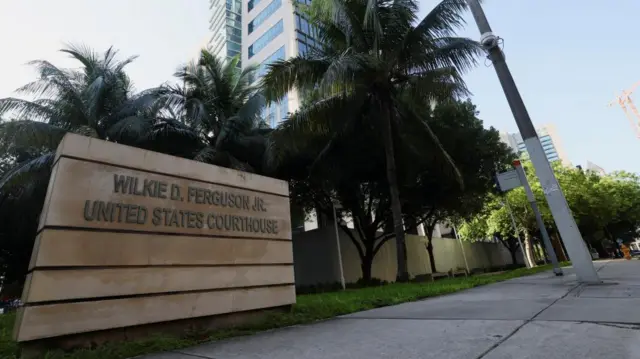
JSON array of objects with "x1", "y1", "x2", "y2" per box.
[{"x1": 380, "y1": 104, "x2": 408, "y2": 282}]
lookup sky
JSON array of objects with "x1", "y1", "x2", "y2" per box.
[{"x1": 1, "y1": 0, "x2": 639, "y2": 173}]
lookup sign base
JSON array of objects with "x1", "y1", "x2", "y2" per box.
[{"x1": 19, "y1": 305, "x2": 292, "y2": 359}]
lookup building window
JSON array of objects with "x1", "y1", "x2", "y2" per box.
[
  {"x1": 248, "y1": 0, "x2": 282, "y2": 34},
  {"x1": 247, "y1": 0, "x2": 265, "y2": 11},
  {"x1": 263, "y1": 103, "x2": 279, "y2": 128},
  {"x1": 300, "y1": 17, "x2": 309, "y2": 33},
  {"x1": 297, "y1": 40, "x2": 307, "y2": 56},
  {"x1": 226, "y1": 0, "x2": 241, "y2": 13},
  {"x1": 228, "y1": 42, "x2": 241, "y2": 52},
  {"x1": 261, "y1": 94, "x2": 289, "y2": 128},
  {"x1": 257, "y1": 46, "x2": 285, "y2": 80},
  {"x1": 248, "y1": 20, "x2": 284, "y2": 59},
  {"x1": 294, "y1": 10, "x2": 319, "y2": 57},
  {"x1": 226, "y1": 16, "x2": 241, "y2": 30},
  {"x1": 279, "y1": 94, "x2": 289, "y2": 123},
  {"x1": 229, "y1": 33, "x2": 241, "y2": 44}
]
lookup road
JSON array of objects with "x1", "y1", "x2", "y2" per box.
[{"x1": 142, "y1": 260, "x2": 640, "y2": 359}]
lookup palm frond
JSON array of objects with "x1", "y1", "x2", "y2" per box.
[
  {"x1": 415, "y1": 0, "x2": 469, "y2": 38},
  {"x1": 402, "y1": 35, "x2": 482, "y2": 74},
  {"x1": 236, "y1": 92, "x2": 266, "y2": 123},
  {"x1": 16, "y1": 60, "x2": 78, "y2": 99},
  {"x1": 305, "y1": 0, "x2": 368, "y2": 50},
  {"x1": 60, "y1": 43, "x2": 100, "y2": 72},
  {"x1": 147, "y1": 117, "x2": 199, "y2": 142},
  {"x1": 402, "y1": 66, "x2": 469, "y2": 101},
  {"x1": 0, "y1": 153, "x2": 55, "y2": 191},
  {"x1": 316, "y1": 51, "x2": 365, "y2": 95},
  {"x1": 193, "y1": 146, "x2": 218, "y2": 163},
  {"x1": 0, "y1": 98, "x2": 57, "y2": 121},
  {"x1": 73, "y1": 125, "x2": 99, "y2": 138},
  {"x1": 363, "y1": 0, "x2": 383, "y2": 51},
  {"x1": 105, "y1": 116, "x2": 152, "y2": 143},
  {"x1": 267, "y1": 92, "x2": 363, "y2": 170},
  {"x1": 261, "y1": 57, "x2": 331, "y2": 102},
  {"x1": 0, "y1": 120, "x2": 67, "y2": 153},
  {"x1": 395, "y1": 94, "x2": 463, "y2": 187},
  {"x1": 193, "y1": 146, "x2": 256, "y2": 173}
]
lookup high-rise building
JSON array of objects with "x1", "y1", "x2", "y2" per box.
[
  {"x1": 500, "y1": 124, "x2": 571, "y2": 167},
  {"x1": 242, "y1": 0, "x2": 317, "y2": 128},
  {"x1": 208, "y1": 0, "x2": 243, "y2": 67}
]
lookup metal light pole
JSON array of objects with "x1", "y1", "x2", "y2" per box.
[
  {"x1": 465, "y1": 0, "x2": 600, "y2": 283},
  {"x1": 501, "y1": 198, "x2": 531, "y2": 268},
  {"x1": 513, "y1": 161, "x2": 562, "y2": 275},
  {"x1": 452, "y1": 225, "x2": 470, "y2": 274},
  {"x1": 332, "y1": 202, "x2": 346, "y2": 290}
]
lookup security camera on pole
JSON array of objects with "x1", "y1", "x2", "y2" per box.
[{"x1": 466, "y1": 0, "x2": 600, "y2": 283}]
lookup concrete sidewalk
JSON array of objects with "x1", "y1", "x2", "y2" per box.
[{"x1": 143, "y1": 260, "x2": 640, "y2": 359}]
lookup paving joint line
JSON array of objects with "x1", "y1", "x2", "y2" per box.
[
  {"x1": 169, "y1": 350, "x2": 219, "y2": 359},
  {"x1": 531, "y1": 318, "x2": 640, "y2": 326},
  {"x1": 337, "y1": 317, "x2": 537, "y2": 321},
  {"x1": 582, "y1": 321, "x2": 640, "y2": 330},
  {"x1": 474, "y1": 281, "x2": 581, "y2": 359}
]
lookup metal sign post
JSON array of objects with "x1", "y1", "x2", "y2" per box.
[
  {"x1": 452, "y1": 225, "x2": 470, "y2": 274},
  {"x1": 495, "y1": 169, "x2": 530, "y2": 268},
  {"x1": 495, "y1": 162, "x2": 562, "y2": 273},
  {"x1": 332, "y1": 202, "x2": 346, "y2": 290},
  {"x1": 512, "y1": 160, "x2": 563, "y2": 276},
  {"x1": 501, "y1": 198, "x2": 531, "y2": 268}
]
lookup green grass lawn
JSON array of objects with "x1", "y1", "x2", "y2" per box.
[{"x1": 0, "y1": 264, "x2": 561, "y2": 359}]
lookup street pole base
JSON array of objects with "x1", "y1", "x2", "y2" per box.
[{"x1": 553, "y1": 268, "x2": 564, "y2": 276}]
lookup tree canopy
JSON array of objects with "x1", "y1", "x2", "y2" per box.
[
  {"x1": 262, "y1": 0, "x2": 482, "y2": 281},
  {"x1": 459, "y1": 162, "x2": 640, "y2": 263},
  {"x1": 275, "y1": 98, "x2": 513, "y2": 280},
  {"x1": 0, "y1": 46, "x2": 272, "y2": 288},
  {"x1": 1, "y1": 0, "x2": 638, "y2": 293}
]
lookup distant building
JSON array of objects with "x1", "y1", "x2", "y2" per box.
[
  {"x1": 500, "y1": 124, "x2": 571, "y2": 167},
  {"x1": 585, "y1": 161, "x2": 606, "y2": 175},
  {"x1": 208, "y1": 0, "x2": 243, "y2": 67},
  {"x1": 241, "y1": 0, "x2": 317, "y2": 128}
]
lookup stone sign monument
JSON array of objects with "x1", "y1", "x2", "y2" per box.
[{"x1": 14, "y1": 133, "x2": 295, "y2": 346}]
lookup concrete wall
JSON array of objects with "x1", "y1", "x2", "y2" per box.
[{"x1": 293, "y1": 226, "x2": 522, "y2": 286}]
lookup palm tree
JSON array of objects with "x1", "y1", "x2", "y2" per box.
[
  {"x1": 157, "y1": 51, "x2": 271, "y2": 173},
  {"x1": 262, "y1": 0, "x2": 481, "y2": 281},
  {"x1": 0, "y1": 45, "x2": 179, "y2": 288},
  {"x1": 0, "y1": 45, "x2": 163, "y2": 194}
]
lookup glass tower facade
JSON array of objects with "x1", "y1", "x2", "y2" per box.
[
  {"x1": 242, "y1": 0, "x2": 319, "y2": 128},
  {"x1": 500, "y1": 124, "x2": 571, "y2": 166},
  {"x1": 208, "y1": 0, "x2": 242, "y2": 67}
]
